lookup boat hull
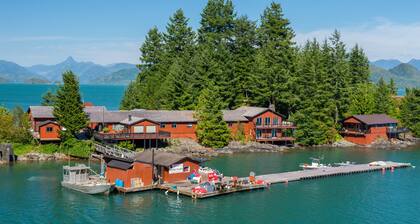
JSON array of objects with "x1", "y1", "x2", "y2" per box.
[{"x1": 61, "y1": 181, "x2": 112, "y2": 195}]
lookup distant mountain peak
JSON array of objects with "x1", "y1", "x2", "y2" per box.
[
  {"x1": 371, "y1": 59, "x2": 402, "y2": 70},
  {"x1": 63, "y1": 56, "x2": 76, "y2": 64}
]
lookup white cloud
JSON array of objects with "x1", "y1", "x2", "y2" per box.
[{"x1": 295, "y1": 19, "x2": 420, "y2": 62}]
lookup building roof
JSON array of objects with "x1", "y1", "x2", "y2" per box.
[
  {"x1": 38, "y1": 120, "x2": 59, "y2": 127},
  {"x1": 29, "y1": 105, "x2": 280, "y2": 124},
  {"x1": 133, "y1": 151, "x2": 194, "y2": 167},
  {"x1": 107, "y1": 159, "x2": 133, "y2": 170},
  {"x1": 349, "y1": 114, "x2": 398, "y2": 125},
  {"x1": 119, "y1": 116, "x2": 147, "y2": 125}
]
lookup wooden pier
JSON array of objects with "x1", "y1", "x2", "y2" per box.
[{"x1": 256, "y1": 161, "x2": 413, "y2": 184}]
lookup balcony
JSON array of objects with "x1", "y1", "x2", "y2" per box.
[
  {"x1": 339, "y1": 129, "x2": 367, "y2": 136},
  {"x1": 256, "y1": 136, "x2": 296, "y2": 142},
  {"x1": 387, "y1": 127, "x2": 409, "y2": 134},
  {"x1": 255, "y1": 122, "x2": 296, "y2": 129},
  {"x1": 94, "y1": 131, "x2": 171, "y2": 141}
]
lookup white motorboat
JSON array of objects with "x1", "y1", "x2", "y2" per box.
[
  {"x1": 299, "y1": 157, "x2": 330, "y2": 170},
  {"x1": 61, "y1": 164, "x2": 113, "y2": 195}
]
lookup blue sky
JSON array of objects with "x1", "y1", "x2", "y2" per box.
[{"x1": 1, "y1": 0, "x2": 420, "y2": 65}]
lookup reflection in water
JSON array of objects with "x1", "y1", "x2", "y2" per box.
[{"x1": 0, "y1": 146, "x2": 419, "y2": 223}]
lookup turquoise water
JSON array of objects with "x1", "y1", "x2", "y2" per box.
[
  {"x1": 0, "y1": 84, "x2": 126, "y2": 110},
  {"x1": 1, "y1": 146, "x2": 419, "y2": 224}
]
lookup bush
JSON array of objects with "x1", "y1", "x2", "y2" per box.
[
  {"x1": 13, "y1": 143, "x2": 60, "y2": 156},
  {"x1": 117, "y1": 141, "x2": 135, "y2": 150},
  {"x1": 61, "y1": 138, "x2": 94, "y2": 158}
]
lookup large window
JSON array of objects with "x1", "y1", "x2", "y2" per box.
[
  {"x1": 112, "y1": 124, "x2": 124, "y2": 131},
  {"x1": 146, "y1": 126, "x2": 156, "y2": 133},
  {"x1": 256, "y1": 117, "x2": 262, "y2": 126},
  {"x1": 133, "y1": 126, "x2": 144, "y2": 133},
  {"x1": 265, "y1": 117, "x2": 271, "y2": 126}
]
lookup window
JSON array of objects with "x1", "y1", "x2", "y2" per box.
[
  {"x1": 183, "y1": 166, "x2": 190, "y2": 172},
  {"x1": 146, "y1": 126, "x2": 156, "y2": 133},
  {"x1": 228, "y1": 123, "x2": 233, "y2": 127},
  {"x1": 133, "y1": 126, "x2": 144, "y2": 133},
  {"x1": 273, "y1": 117, "x2": 278, "y2": 125},
  {"x1": 160, "y1": 123, "x2": 166, "y2": 128},
  {"x1": 265, "y1": 117, "x2": 271, "y2": 126},
  {"x1": 256, "y1": 117, "x2": 262, "y2": 126},
  {"x1": 112, "y1": 124, "x2": 124, "y2": 131},
  {"x1": 256, "y1": 129, "x2": 262, "y2": 138},
  {"x1": 172, "y1": 123, "x2": 177, "y2": 128},
  {"x1": 187, "y1": 123, "x2": 193, "y2": 128},
  {"x1": 271, "y1": 129, "x2": 277, "y2": 137},
  {"x1": 46, "y1": 127, "x2": 53, "y2": 132}
]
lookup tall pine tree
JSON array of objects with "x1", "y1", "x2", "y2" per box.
[
  {"x1": 255, "y1": 2, "x2": 296, "y2": 115},
  {"x1": 53, "y1": 71, "x2": 88, "y2": 139}
]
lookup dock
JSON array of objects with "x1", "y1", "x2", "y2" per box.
[{"x1": 256, "y1": 161, "x2": 412, "y2": 184}]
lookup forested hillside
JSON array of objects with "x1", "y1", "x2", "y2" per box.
[{"x1": 121, "y1": 0, "x2": 409, "y2": 145}]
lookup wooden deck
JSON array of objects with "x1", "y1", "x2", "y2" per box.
[
  {"x1": 256, "y1": 161, "x2": 412, "y2": 184},
  {"x1": 158, "y1": 182, "x2": 267, "y2": 199}
]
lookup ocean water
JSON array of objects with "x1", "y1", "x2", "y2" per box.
[
  {"x1": 0, "y1": 84, "x2": 126, "y2": 110},
  {"x1": 1, "y1": 146, "x2": 419, "y2": 224}
]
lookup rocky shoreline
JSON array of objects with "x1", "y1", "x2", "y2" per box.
[{"x1": 17, "y1": 152, "x2": 69, "y2": 161}]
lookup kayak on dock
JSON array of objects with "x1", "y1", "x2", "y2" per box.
[{"x1": 61, "y1": 164, "x2": 113, "y2": 195}]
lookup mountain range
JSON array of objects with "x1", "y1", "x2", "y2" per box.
[
  {"x1": 0, "y1": 57, "x2": 138, "y2": 85},
  {"x1": 370, "y1": 59, "x2": 420, "y2": 88}
]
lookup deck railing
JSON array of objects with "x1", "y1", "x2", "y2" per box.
[
  {"x1": 255, "y1": 122, "x2": 296, "y2": 129},
  {"x1": 94, "y1": 131, "x2": 171, "y2": 141},
  {"x1": 387, "y1": 127, "x2": 409, "y2": 134}
]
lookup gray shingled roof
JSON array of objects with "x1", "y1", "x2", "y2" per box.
[
  {"x1": 107, "y1": 159, "x2": 133, "y2": 170},
  {"x1": 134, "y1": 151, "x2": 192, "y2": 167},
  {"x1": 352, "y1": 114, "x2": 398, "y2": 125},
  {"x1": 120, "y1": 116, "x2": 146, "y2": 125},
  {"x1": 29, "y1": 105, "x2": 275, "y2": 124},
  {"x1": 29, "y1": 106, "x2": 54, "y2": 118}
]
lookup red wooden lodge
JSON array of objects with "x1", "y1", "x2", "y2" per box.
[
  {"x1": 340, "y1": 114, "x2": 407, "y2": 145},
  {"x1": 28, "y1": 105, "x2": 296, "y2": 146},
  {"x1": 105, "y1": 151, "x2": 200, "y2": 190}
]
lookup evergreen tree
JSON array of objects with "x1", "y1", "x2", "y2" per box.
[
  {"x1": 195, "y1": 0, "x2": 236, "y2": 108},
  {"x1": 41, "y1": 90, "x2": 57, "y2": 106},
  {"x1": 255, "y1": 2, "x2": 296, "y2": 115},
  {"x1": 326, "y1": 30, "x2": 351, "y2": 122},
  {"x1": 348, "y1": 83, "x2": 376, "y2": 115},
  {"x1": 195, "y1": 87, "x2": 231, "y2": 148},
  {"x1": 348, "y1": 44, "x2": 370, "y2": 84},
  {"x1": 389, "y1": 78, "x2": 397, "y2": 95},
  {"x1": 400, "y1": 88, "x2": 420, "y2": 136},
  {"x1": 374, "y1": 77, "x2": 394, "y2": 114},
  {"x1": 231, "y1": 16, "x2": 258, "y2": 106},
  {"x1": 53, "y1": 71, "x2": 88, "y2": 139},
  {"x1": 11, "y1": 106, "x2": 32, "y2": 143}
]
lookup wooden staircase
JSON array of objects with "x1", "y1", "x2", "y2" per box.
[{"x1": 94, "y1": 143, "x2": 136, "y2": 160}]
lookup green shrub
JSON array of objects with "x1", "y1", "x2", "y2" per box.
[
  {"x1": 117, "y1": 141, "x2": 135, "y2": 150},
  {"x1": 61, "y1": 138, "x2": 93, "y2": 158}
]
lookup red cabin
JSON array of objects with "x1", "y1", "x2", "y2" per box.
[
  {"x1": 105, "y1": 151, "x2": 200, "y2": 189},
  {"x1": 340, "y1": 114, "x2": 403, "y2": 145}
]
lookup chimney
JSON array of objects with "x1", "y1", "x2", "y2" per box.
[
  {"x1": 269, "y1": 103, "x2": 276, "y2": 112},
  {"x1": 128, "y1": 115, "x2": 132, "y2": 121}
]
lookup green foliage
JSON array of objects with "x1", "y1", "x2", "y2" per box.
[
  {"x1": 0, "y1": 106, "x2": 33, "y2": 144},
  {"x1": 400, "y1": 88, "x2": 420, "y2": 136},
  {"x1": 13, "y1": 143, "x2": 60, "y2": 156},
  {"x1": 117, "y1": 141, "x2": 135, "y2": 151},
  {"x1": 53, "y1": 71, "x2": 88, "y2": 139},
  {"x1": 41, "y1": 90, "x2": 57, "y2": 106},
  {"x1": 348, "y1": 83, "x2": 376, "y2": 115},
  {"x1": 374, "y1": 77, "x2": 395, "y2": 114},
  {"x1": 231, "y1": 122, "x2": 246, "y2": 143},
  {"x1": 195, "y1": 87, "x2": 231, "y2": 148},
  {"x1": 61, "y1": 138, "x2": 94, "y2": 158}
]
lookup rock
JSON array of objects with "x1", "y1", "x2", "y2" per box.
[
  {"x1": 17, "y1": 152, "x2": 69, "y2": 161},
  {"x1": 219, "y1": 141, "x2": 290, "y2": 153},
  {"x1": 331, "y1": 139, "x2": 357, "y2": 147}
]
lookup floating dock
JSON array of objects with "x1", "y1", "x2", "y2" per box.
[
  {"x1": 256, "y1": 161, "x2": 412, "y2": 184},
  {"x1": 112, "y1": 161, "x2": 413, "y2": 199}
]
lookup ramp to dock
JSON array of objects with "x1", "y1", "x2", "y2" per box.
[{"x1": 257, "y1": 161, "x2": 412, "y2": 184}]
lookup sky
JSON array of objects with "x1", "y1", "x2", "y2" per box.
[{"x1": 1, "y1": 0, "x2": 420, "y2": 66}]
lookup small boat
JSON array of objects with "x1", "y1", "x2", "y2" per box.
[
  {"x1": 299, "y1": 157, "x2": 329, "y2": 170},
  {"x1": 61, "y1": 164, "x2": 113, "y2": 195},
  {"x1": 334, "y1": 161, "x2": 356, "y2": 167}
]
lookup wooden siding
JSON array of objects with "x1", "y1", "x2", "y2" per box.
[
  {"x1": 39, "y1": 123, "x2": 60, "y2": 140},
  {"x1": 161, "y1": 160, "x2": 200, "y2": 183},
  {"x1": 106, "y1": 162, "x2": 153, "y2": 188}
]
